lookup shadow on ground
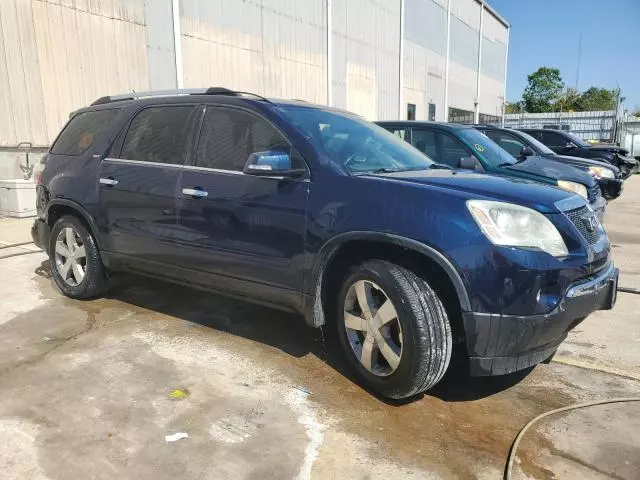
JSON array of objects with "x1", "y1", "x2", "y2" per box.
[{"x1": 36, "y1": 260, "x2": 532, "y2": 405}]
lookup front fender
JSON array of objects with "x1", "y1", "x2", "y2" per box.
[{"x1": 302, "y1": 231, "x2": 471, "y2": 327}]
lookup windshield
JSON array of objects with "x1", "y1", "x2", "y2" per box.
[
  {"x1": 278, "y1": 106, "x2": 435, "y2": 173},
  {"x1": 457, "y1": 128, "x2": 516, "y2": 167},
  {"x1": 563, "y1": 131, "x2": 589, "y2": 148},
  {"x1": 516, "y1": 130, "x2": 555, "y2": 155}
]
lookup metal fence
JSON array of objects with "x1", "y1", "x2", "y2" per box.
[{"x1": 503, "y1": 110, "x2": 624, "y2": 144}]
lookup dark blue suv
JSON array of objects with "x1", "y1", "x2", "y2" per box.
[{"x1": 32, "y1": 88, "x2": 618, "y2": 399}]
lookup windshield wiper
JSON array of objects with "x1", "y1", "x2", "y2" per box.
[
  {"x1": 429, "y1": 163, "x2": 453, "y2": 170},
  {"x1": 371, "y1": 167, "x2": 404, "y2": 174}
]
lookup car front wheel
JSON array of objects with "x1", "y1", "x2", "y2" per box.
[
  {"x1": 49, "y1": 215, "x2": 107, "y2": 299},
  {"x1": 336, "y1": 260, "x2": 452, "y2": 399}
]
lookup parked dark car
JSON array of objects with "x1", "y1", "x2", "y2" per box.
[
  {"x1": 519, "y1": 128, "x2": 639, "y2": 179},
  {"x1": 32, "y1": 89, "x2": 617, "y2": 399},
  {"x1": 376, "y1": 121, "x2": 607, "y2": 220},
  {"x1": 474, "y1": 125, "x2": 623, "y2": 200}
]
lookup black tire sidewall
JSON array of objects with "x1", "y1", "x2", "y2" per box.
[
  {"x1": 336, "y1": 261, "x2": 426, "y2": 396},
  {"x1": 49, "y1": 215, "x2": 103, "y2": 298}
]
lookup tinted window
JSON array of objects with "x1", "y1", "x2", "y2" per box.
[
  {"x1": 51, "y1": 109, "x2": 119, "y2": 156},
  {"x1": 280, "y1": 107, "x2": 435, "y2": 174},
  {"x1": 120, "y1": 106, "x2": 194, "y2": 164},
  {"x1": 411, "y1": 129, "x2": 438, "y2": 158},
  {"x1": 524, "y1": 130, "x2": 544, "y2": 142},
  {"x1": 542, "y1": 131, "x2": 567, "y2": 147},
  {"x1": 196, "y1": 108, "x2": 290, "y2": 171},
  {"x1": 438, "y1": 132, "x2": 474, "y2": 167},
  {"x1": 516, "y1": 130, "x2": 555, "y2": 155},
  {"x1": 484, "y1": 131, "x2": 526, "y2": 157},
  {"x1": 457, "y1": 128, "x2": 516, "y2": 166}
]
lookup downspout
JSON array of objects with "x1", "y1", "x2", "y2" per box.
[
  {"x1": 474, "y1": 2, "x2": 484, "y2": 124},
  {"x1": 443, "y1": 0, "x2": 452, "y2": 122},
  {"x1": 172, "y1": 0, "x2": 184, "y2": 88},
  {"x1": 327, "y1": 0, "x2": 333, "y2": 106},
  {"x1": 501, "y1": 25, "x2": 510, "y2": 127},
  {"x1": 398, "y1": 0, "x2": 405, "y2": 119}
]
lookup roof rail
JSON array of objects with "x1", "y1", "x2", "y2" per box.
[{"x1": 91, "y1": 87, "x2": 272, "y2": 106}]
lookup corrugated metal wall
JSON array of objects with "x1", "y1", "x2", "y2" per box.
[
  {"x1": 0, "y1": 0, "x2": 148, "y2": 147},
  {"x1": 0, "y1": 0, "x2": 508, "y2": 147}
]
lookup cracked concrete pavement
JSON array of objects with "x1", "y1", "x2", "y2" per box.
[{"x1": 1, "y1": 178, "x2": 640, "y2": 479}]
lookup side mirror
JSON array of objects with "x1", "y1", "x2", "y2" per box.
[
  {"x1": 243, "y1": 150, "x2": 306, "y2": 178},
  {"x1": 458, "y1": 156, "x2": 477, "y2": 170},
  {"x1": 520, "y1": 146, "x2": 535, "y2": 157}
]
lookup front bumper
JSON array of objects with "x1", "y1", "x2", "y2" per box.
[
  {"x1": 463, "y1": 262, "x2": 618, "y2": 376},
  {"x1": 599, "y1": 177, "x2": 623, "y2": 200},
  {"x1": 31, "y1": 218, "x2": 49, "y2": 253}
]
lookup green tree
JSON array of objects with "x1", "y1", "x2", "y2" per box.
[
  {"x1": 579, "y1": 87, "x2": 617, "y2": 111},
  {"x1": 554, "y1": 87, "x2": 582, "y2": 112},
  {"x1": 505, "y1": 101, "x2": 523, "y2": 114},
  {"x1": 522, "y1": 67, "x2": 564, "y2": 113}
]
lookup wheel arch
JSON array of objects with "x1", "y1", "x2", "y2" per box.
[
  {"x1": 46, "y1": 199, "x2": 105, "y2": 252},
  {"x1": 305, "y1": 232, "x2": 471, "y2": 331}
]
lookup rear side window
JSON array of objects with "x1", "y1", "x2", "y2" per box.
[
  {"x1": 120, "y1": 106, "x2": 194, "y2": 165},
  {"x1": 51, "y1": 109, "x2": 119, "y2": 156},
  {"x1": 195, "y1": 107, "x2": 290, "y2": 171}
]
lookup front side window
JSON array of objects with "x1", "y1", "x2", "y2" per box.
[
  {"x1": 120, "y1": 106, "x2": 194, "y2": 164},
  {"x1": 437, "y1": 132, "x2": 474, "y2": 167},
  {"x1": 484, "y1": 131, "x2": 526, "y2": 157},
  {"x1": 51, "y1": 109, "x2": 120, "y2": 156},
  {"x1": 279, "y1": 106, "x2": 435, "y2": 174},
  {"x1": 411, "y1": 129, "x2": 437, "y2": 159},
  {"x1": 196, "y1": 107, "x2": 291, "y2": 171},
  {"x1": 541, "y1": 131, "x2": 567, "y2": 148},
  {"x1": 456, "y1": 128, "x2": 516, "y2": 167},
  {"x1": 516, "y1": 130, "x2": 555, "y2": 155}
]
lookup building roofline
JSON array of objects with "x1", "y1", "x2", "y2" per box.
[{"x1": 478, "y1": 0, "x2": 510, "y2": 29}]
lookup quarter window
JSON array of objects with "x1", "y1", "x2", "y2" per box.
[
  {"x1": 195, "y1": 107, "x2": 290, "y2": 171},
  {"x1": 120, "y1": 106, "x2": 194, "y2": 165},
  {"x1": 51, "y1": 109, "x2": 120, "y2": 156}
]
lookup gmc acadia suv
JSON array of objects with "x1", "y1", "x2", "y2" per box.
[{"x1": 32, "y1": 88, "x2": 618, "y2": 399}]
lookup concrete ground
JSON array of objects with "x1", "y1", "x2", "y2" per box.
[{"x1": 1, "y1": 180, "x2": 640, "y2": 480}]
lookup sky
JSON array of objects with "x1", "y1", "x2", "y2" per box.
[{"x1": 488, "y1": 0, "x2": 640, "y2": 111}]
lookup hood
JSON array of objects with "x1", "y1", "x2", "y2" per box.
[
  {"x1": 364, "y1": 169, "x2": 582, "y2": 214},
  {"x1": 588, "y1": 144, "x2": 629, "y2": 155},
  {"x1": 501, "y1": 156, "x2": 597, "y2": 187},
  {"x1": 547, "y1": 154, "x2": 622, "y2": 175}
]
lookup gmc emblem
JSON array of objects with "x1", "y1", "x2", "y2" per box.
[{"x1": 583, "y1": 214, "x2": 598, "y2": 232}]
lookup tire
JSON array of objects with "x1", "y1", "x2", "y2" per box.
[
  {"x1": 49, "y1": 215, "x2": 107, "y2": 299},
  {"x1": 335, "y1": 259, "x2": 452, "y2": 399}
]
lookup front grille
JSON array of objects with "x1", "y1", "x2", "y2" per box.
[{"x1": 565, "y1": 206, "x2": 601, "y2": 245}]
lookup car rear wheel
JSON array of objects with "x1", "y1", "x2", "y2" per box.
[
  {"x1": 49, "y1": 215, "x2": 107, "y2": 299},
  {"x1": 336, "y1": 260, "x2": 452, "y2": 399}
]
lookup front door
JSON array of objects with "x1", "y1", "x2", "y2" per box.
[
  {"x1": 175, "y1": 105, "x2": 309, "y2": 306},
  {"x1": 98, "y1": 105, "x2": 196, "y2": 266}
]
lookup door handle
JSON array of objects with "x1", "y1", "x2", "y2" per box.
[
  {"x1": 182, "y1": 188, "x2": 208, "y2": 198},
  {"x1": 99, "y1": 177, "x2": 118, "y2": 186}
]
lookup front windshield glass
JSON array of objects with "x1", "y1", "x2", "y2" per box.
[
  {"x1": 457, "y1": 128, "x2": 516, "y2": 166},
  {"x1": 278, "y1": 106, "x2": 435, "y2": 173},
  {"x1": 564, "y1": 131, "x2": 589, "y2": 148},
  {"x1": 516, "y1": 130, "x2": 555, "y2": 155}
]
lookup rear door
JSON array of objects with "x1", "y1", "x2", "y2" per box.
[
  {"x1": 174, "y1": 104, "x2": 309, "y2": 305},
  {"x1": 98, "y1": 104, "x2": 197, "y2": 266}
]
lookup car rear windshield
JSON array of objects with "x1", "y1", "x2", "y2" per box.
[
  {"x1": 51, "y1": 109, "x2": 120, "y2": 156},
  {"x1": 278, "y1": 105, "x2": 435, "y2": 174},
  {"x1": 457, "y1": 128, "x2": 516, "y2": 167}
]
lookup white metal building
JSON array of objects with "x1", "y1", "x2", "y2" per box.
[{"x1": 0, "y1": 0, "x2": 509, "y2": 178}]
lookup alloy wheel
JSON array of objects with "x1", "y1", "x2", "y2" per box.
[
  {"x1": 54, "y1": 226, "x2": 87, "y2": 286},
  {"x1": 343, "y1": 280, "x2": 403, "y2": 376}
]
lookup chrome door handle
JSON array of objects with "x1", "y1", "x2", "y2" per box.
[
  {"x1": 99, "y1": 177, "x2": 118, "y2": 186},
  {"x1": 182, "y1": 188, "x2": 208, "y2": 197}
]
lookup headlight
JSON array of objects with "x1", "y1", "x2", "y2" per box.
[
  {"x1": 557, "y1": 180, "x2": 588, "y2": 199},
  {"x1": 467, "y1": 200, "x2": 569, "y2": 257},
  {"x1": 588, "y1": 166, "x2": 615, "y2": 179}
]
